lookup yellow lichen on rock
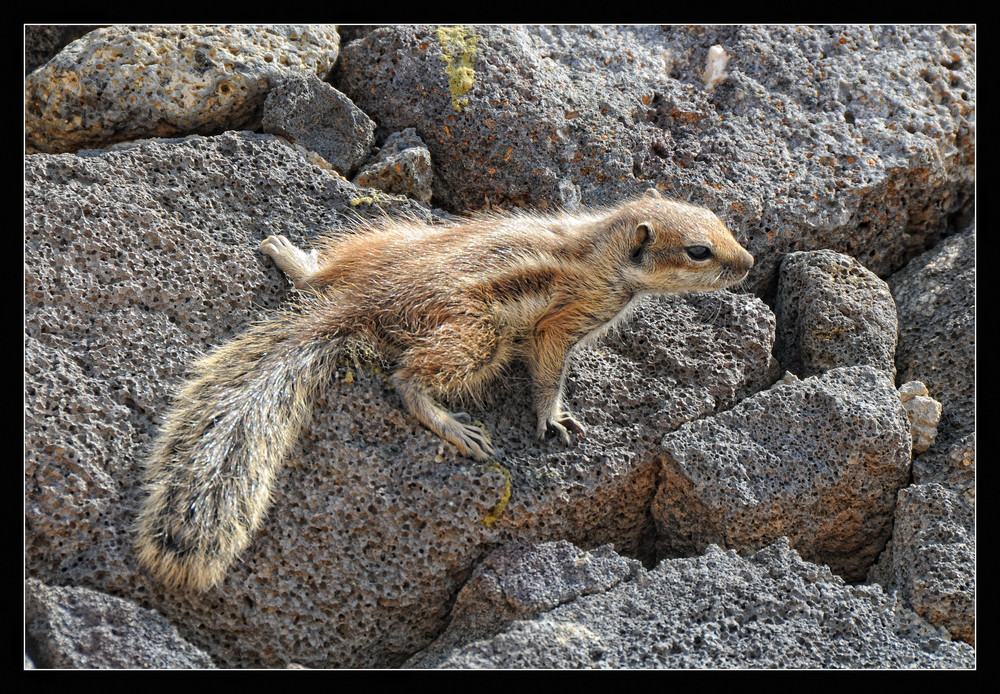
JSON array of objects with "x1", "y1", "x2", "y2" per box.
[
  {"x1": 436, "y1": 26, "x2": 478, "y2": 112},
  {"x1": 480, "y1": 461, "x2": 511, "y2": 527}
]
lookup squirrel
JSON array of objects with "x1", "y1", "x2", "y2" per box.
[{"x1": 134, "y1": 189, "x2": 754, "y2": 590}]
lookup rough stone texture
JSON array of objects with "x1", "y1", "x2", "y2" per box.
[
  {"x1": 899, "y1": 381, "x2": 943, "y2": 454},
  {"x1": 353, "y1": 127, "x2": 434, "y2": 202},
  {"x1": 262, "y1": 75, "x2": 375, "y2": 176},
  {"x1": 774, "y1": 250, "x2": 897, "y2": 379},
  {"x1": 569, "y1": 290, "x2": 779, "y2": 450},
  {"x1": 406, "y1": 540, "x2": 641, "y2": 667},
  {"x1": 25, "y1": 578, "x2": 216, "y2": 668},
  {"x1": 867, "y1": 484, "x2": 975, "y2": 646},
  {"x1": 654, "y1": 366, "x2": 912, "y2": 582},
  {"x1": 24, "y1": 25, "x2": 99, "y2": 74},
  {"x1": 865, "y1": 224, "x2": 975, "y2": 646},
  {"x1": 409, "y1": 539, "x2": 974, "y2": 669},
  {"x1": 25, "y1": 131, "x2": 774, "y2": 668},
  {"x1": 889, "y1": 224, "x2": 975, "y2": 489},
  {"x1": 335, "y1": 25, "x2": 974, "y2": 291},
  {"x1": 25, "y1": 24, "x2": 341, "y2": 154}
]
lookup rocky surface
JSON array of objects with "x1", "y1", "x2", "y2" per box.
[
  {"x1": 866, "y1": 226, "x2": 977, "y2": 646},
  {"x1": 889, "y1": 225, "x2": 976, "y2": 490},
  {"x1": 774, "y1": 250, "x2": 898, "y2": 380},
  {"x1": 24, "y1": 132, "x2": 775, "y2": 668},
  {"x1": 352, "y1": 127, "x2": 434, "y2": 203},
  {"x1": 654, "y1": 366, "x2": 911, "y2": 582},
  {"x1": 24, "y1": 24, "x2": 974, "y2": 668},
  {"x1": 262, "y1": 74, "x2": 375, "y2": 176},
  {"x1": 25, "y1": 577, "x2": 215, "y2": 668},
  {"x1": 407, "y1": 539, "x2": 974, "y2": 669},
  {"x1": 26, "y1": 25, "x2": 340, "y2": 154}
]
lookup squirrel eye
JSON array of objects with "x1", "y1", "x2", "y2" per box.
[{"x1": 686, "y1": 245, "x2": 712, "y2": 261}]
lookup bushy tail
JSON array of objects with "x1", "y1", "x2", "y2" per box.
[{"x1": 135, "y1": 308, "x2": 342, "y2": 591}]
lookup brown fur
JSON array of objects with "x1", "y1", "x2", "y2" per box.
[{"x1": 135, "y1": 189, "x2": 753, "y2": 590}]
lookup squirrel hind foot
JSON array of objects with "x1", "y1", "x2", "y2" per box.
[
  {"x1": 447, "y1": 412, "x2": 495, "y2": 460},
  {"x1": 260, "y1": 235, "x2": 320, "y2": 290},
  {"x1": 391, "y1": 373, "x2": 495, "y2": 461}
]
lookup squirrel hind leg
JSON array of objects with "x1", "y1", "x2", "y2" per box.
[
  {"x1": 260, "y1": 235, "x2": 320, "y2": 290},
  {"x1": 392, "y1": 371, "x2": 494, "y2": 461},
  {"x1": 390, "y1": 317, "x2": 510, "y2": 460}
]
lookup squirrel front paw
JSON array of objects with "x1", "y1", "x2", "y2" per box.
[{"x1": 537, "y1": 412, "x2": 587, "y2": 444}]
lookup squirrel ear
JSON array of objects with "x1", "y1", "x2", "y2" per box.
[
  {"x1": 633, "y1": 222, "x2": 654, "y2": 245},
  {"x1": 643, "y1": 188, "x2": 662, "y2": 200},
  {"x1": 630, "y1": 223, "x2": 654, "y2": 262}
]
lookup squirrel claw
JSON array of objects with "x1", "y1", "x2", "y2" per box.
[
  {"x1": 453, "y1": 421, "x2": 493, "y2": 460},
  {"x1": 538, "y1": 413, "x2": 587, "y2": 445}
]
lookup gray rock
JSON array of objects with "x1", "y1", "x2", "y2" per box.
[
  {"x1": 335, "y1": 25, "x2": 974, "y2": 290},
  {"x1": 774, "y1": 250, "x2": 897, "y2": 379},
  {"x1": 406, "y1": 540, "x2": 641, "y2": 667},
  {"x1": 25, "y1": 578, "x2": 215, "y2": 668},
  {"x1": 654, "y1": 366, "x2": 911, "y2": 581},
  {"x1": 889, "y1": 224, "x2": 975, "y2": 488},
  {"x1": 353, "y1": 128, "x2": 434, "y2": 202},
  {"x1": 262, "y1": 75, "x2": 375, "y2": 176},
  {"x1": 412, "y1": 539, "x2": 974, "y2": 669},
  {"x1": 23, "y1": 23, "x2": 975, "y2": 669},
  {"x1": 26, "y1": 25, "x2": 340, "y2": 153},
  {"x1": 866, "y1": 224, "x2": 976, "y2": 646},
  {"x1": 867, "y1": 483, "x2": 975, "y2": 646}
]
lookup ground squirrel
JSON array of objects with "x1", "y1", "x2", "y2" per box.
[{"x1": 135, "y1": 189, "x2": 754, "y2": 590}]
